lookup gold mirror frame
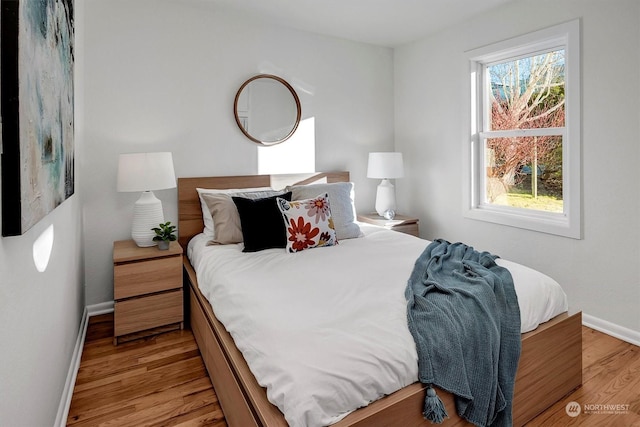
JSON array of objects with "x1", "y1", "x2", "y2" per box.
[{"x1": 234, "y1": 74, "x2": 302, "y2": 146}]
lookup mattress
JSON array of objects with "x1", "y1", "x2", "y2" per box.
[{"x1": 188, "y1": 225, "x2": 568, "y2": 427}]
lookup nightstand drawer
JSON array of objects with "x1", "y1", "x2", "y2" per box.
[
  {"x1": 114, "y1": 255, "x2": 182, "y2": 299},
  {"x1": 114, "y1": 290, "x2": 183, "y2": 337}
]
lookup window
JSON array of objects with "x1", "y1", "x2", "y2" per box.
[{"x1": 466, "y1": 20, "x2": 581, "y2": 239}]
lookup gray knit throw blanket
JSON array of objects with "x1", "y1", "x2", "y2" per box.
[{"x1": 405, "y1": 239, "x2": 521, "y2": 427}]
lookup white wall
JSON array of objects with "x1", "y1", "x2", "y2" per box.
[
  {"x1": 395, "y1": 0, "x2": 640, "y2": 333},
  {"x1": 0, "y1": 0, "x2": 86, "y2": 425},
  {"x1": 0, "y1": 200, "x2": 84, "y2": 426},
  {"x1": 81, "y1": 0, "x2": 394, "y2": 304}
]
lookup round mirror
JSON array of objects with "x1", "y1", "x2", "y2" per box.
[{"x1": 234, "y1": 74, "x2": 302, "y2": 145}]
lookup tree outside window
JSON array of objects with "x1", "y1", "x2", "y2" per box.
[{"x1": 484, "y1": 50, "x2": 565, "y2": 213}]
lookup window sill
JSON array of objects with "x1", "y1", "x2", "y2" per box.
[{"x1": 465, "y1": 205, "x2": 581, "y2": 239}]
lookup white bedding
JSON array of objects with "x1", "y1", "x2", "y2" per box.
[{"x1": 188, "y1": 225, "x2": 568, "y2": 427}]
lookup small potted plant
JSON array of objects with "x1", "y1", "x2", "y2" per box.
[{"x1": 152, "y1": 221, "x2": 177, "y2": 250}]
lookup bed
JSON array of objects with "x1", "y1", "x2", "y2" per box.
[{"x1": 178, "y1": 172, "x2": 582, "y2": 427}]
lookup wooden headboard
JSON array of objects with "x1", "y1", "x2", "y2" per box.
[{"x1": 177, "y1": 172, "x2": 350, "y2": 248}]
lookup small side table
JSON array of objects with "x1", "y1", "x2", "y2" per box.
[
  {"x1": 113, "y1": 240, "x2": 184, "y2": 345},
  {"x1": 357, "y1": 213, "x2": 419, "y2": 237}
]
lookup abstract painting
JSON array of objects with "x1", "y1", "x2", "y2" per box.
[{"x1": 1, "y1": 0, "x2": 75, "y2": 236}]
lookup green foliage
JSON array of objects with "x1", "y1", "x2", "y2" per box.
[{"x1": 152, "y1": 221, "x2": 177, "y2": 242}]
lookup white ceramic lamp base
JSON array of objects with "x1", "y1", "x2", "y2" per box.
[
  {"x1": 374, "y1": 179, "x2": 397, "y2": 216},
  {"x1": 131, "y1": 191, "x2": 165, "y2": 247}
]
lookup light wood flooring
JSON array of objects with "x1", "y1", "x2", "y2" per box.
[
  {"x1": 67, "y1": 314, "x2": 639, "y2": 426},
  {"x1": 66, "y1": 314, "x2": 225, "y2": 427}
]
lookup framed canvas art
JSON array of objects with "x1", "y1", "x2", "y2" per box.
[{"x1": 1, "y1": 0, "x2": 75, "y2": 236}]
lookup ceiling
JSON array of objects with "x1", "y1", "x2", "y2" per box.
[{"x1": 208, "y1": 0, "x2": 515, "y2": 47}]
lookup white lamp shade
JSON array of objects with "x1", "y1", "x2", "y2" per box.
[
  {"x1": 117, "y1": 152, "x2": 176, "y2": 192},
  {"x1": 367, "y1": 152, "x2": 404, "y2": 179}
]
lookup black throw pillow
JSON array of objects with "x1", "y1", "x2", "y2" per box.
[{"x1": 232, "y1": 192, "x2": 292, "y2": 252}]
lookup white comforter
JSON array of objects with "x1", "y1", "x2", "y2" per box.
[{"x1": 188, "y1": 225, "x2": 567, "y2": 427}]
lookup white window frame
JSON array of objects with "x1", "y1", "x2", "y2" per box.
[{"x1": 465, "y1": 20, "x2": 581, "y2": 239}]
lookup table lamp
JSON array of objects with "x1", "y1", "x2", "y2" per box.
[
  {"x1": 367, "y1": 152, "x2": 404, "y2": 217},
  {"x1": 117, "y1": 152, "x2": 176, "y2": 247}
]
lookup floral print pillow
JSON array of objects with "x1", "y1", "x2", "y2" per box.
[{"x1": 277, "y1": 193, "x2": 338, "y2": 253}]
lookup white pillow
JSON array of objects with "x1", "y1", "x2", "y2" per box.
[
  {"x1": 285, "y1": 182, "x2": 361, "y2": 240},
  {"x1": 196, "y1": 187, "x2": 272, "y2": 238}
]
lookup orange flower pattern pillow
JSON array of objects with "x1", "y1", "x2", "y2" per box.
[{"x1": 277, "y1": 193, "x2": 338, "y2": 253}]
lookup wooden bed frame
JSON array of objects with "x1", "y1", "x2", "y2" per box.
[{"x1": 178, "y1": 172, "x2": 583, "y2": 427}]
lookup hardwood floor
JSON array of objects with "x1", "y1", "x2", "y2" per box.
[
  {"x1": 68, "y1": 314, "x2": 639, "y2": 426},
  {"x1": 526, "y1": 327, "x2": 640, "y2": 426},
  {"x1": 66, "y1": 314, "x2": 226, "y2": 427}
]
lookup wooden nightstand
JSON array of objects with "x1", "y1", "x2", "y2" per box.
[
  {"x1": 113, "y1": 240, "x2": 184, "y2": 345},
  {"x1": 357, "y1": 213, "x2": 420, "y2": 237}
]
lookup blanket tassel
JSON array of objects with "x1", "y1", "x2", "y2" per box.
[{"x1": 423, "y1": 386, "x2": 448, "y2": 424}]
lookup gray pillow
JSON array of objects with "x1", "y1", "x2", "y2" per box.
[{"x1": 285, "y1": 182, "x2": 361, "y2": 240}]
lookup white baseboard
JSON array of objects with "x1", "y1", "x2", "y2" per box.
[
  {"x1": 54, "y1": 301, "x2": 115, "y2": 427},
  {"x1": 87, "y1": 301, "x2": 115, "y2": 316},
  {"x1": 583, "y1": 313, "x2": 640, "y2": 347},
  {"x1": 54, "y1": 307, "x2": 88, "y2": 427}
]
